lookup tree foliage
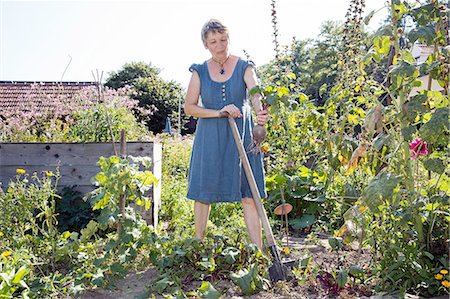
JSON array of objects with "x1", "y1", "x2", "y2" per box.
[{"x1": 105, "y1": 62, "x2": 185, "y2": 134}]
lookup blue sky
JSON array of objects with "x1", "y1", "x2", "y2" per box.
[{"x1": 0, "y1": 0, "x2": 387, "y2": 88}]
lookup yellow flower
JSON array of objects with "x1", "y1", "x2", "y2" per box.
[
  {"x1": 1, "y1": 251, "x2": 12, "y2": 258},
  {"x1": 44, "y1": 171, "x2": 54, "y2": 177},
  {"x1": 16, "y1": 168, "x2": 26, "y2": 174},
  {"x1": 261, "y1": 143, "x2": 269, "y2": 153},
  {"x1": 358, "y1": 205, "x2": 367, "y2": 212},
  {"x1": 283, "y1": 247, "x2": 290, "y2": 255},
  {"x1": 442, "y1": 280, "x2": 450, "y2": 288},
  {"x1": 440, "y1": 269, "x2": 449, "y2": 275},
  {"x1": 435, "y1": 273, "x2": 443, "y2": 280}
]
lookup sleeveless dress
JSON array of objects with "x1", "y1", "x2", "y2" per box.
[{"x1": 186, "y1": 58, "x2": 266, "y2": 203}]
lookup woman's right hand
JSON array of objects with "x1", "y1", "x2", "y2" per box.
[{"x1": 219, "y1": 104, "x2": 242, "y2": 118}]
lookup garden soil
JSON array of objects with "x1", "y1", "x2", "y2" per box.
[{"x1": 76, "y1": 235, "x2": 442, "y2": 299}]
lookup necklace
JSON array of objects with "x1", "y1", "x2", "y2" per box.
[{"x1": 212, "y1": 55, "x2": 230, "y2": 75}]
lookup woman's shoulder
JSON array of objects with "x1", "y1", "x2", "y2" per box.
[
  {"x1": 232, "y1": 56, "x2": 255, "y2": 71},
  {"x1": 189, "y1": 61, "x2": 206, "y2": 74}
]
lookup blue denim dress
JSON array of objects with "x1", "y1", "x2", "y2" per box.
[{"x1": 186, "y1": 58, "x2": 266, "y2": 203}]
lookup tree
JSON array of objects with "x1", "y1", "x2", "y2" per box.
[
  {"x1": 105, "y1": 62, "x2": 185, "y2": 134},
  {"x1": 258, "y1": 21, "x2": 343, "y2": 106}
]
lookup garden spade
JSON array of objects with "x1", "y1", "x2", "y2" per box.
[{"x1": 222, "y1": 113, "x2": 288, "y2": 283}]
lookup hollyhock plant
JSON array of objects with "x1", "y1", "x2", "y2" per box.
[{"x1": 409, "y1": 138, "x2": 428, "y2": 160}]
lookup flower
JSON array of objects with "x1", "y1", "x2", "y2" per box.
[
  {"x1": 1, "y1": 251, "x2": 12, "y2": 258},
  {"x1": 286, "y1": 161, "x2": 294, "y2": 169},
  {"x1": 358, "y1": 205, "x2": 367, "y2": 212},
  {"x1": 440, "y1": 269, "x2": 449, "y2": 275},
  {"x1": 409, "y1": 138, "x2": 428, "y2": 160},
  {"x1": 44, "y1": 171, "x2": 54, "y2": 177},
  {"x1": 16, "y1": 168, "x2": 26, "y2": 174},
  {"x1": 442, "y1": 280, "x2": 450, "y2": 288},
  {"x1": 435, "y1": 273, "x2": 443, "y2": 280},
  {"x1": 261, "y1": 143, "x2": 269, "y2": 153}
]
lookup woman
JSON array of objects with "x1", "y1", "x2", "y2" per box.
[{"x1": 184, "y1": 19, "x2": 269, "y2": 250}]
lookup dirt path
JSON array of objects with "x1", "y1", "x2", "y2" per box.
[{"x1": 77, "y1": 267, "x2": 158, "y2": 299}]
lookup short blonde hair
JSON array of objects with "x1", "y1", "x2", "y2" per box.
[{"x1": 201, "y1": 19, "x2": 229, "y2": 45}]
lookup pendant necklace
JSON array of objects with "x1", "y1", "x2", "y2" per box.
[{"x1": 212, "y1": 55, "x2": 230, "y2": 75}]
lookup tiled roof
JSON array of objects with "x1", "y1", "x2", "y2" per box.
[{"x1": 0, "y1": 81, "x2": 97, "y2": 115}]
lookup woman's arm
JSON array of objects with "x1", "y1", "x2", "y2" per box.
[
  {"x1": 184, "y1": 71, "x2": 242, "y2": 119},
  {"x1": 244, "y1": 66, "x2": 269, "y2": 125},
  {"x1": 184, "y1": 71, "x2": 220, "y2": 118}
]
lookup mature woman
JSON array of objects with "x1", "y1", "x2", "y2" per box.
[{"x1": 184, "y1": 19, "x2": 269, "y2": 249}]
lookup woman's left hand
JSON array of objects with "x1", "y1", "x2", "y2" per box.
[{"x1": 256, "y1": 108, "x2": 270, "y2": 126}]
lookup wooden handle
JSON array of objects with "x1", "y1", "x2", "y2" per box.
[{"x1": 227, "y1": 117, "x2": 277, "y2": 247}]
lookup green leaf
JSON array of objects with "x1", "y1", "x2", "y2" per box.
[
  {"x1": 363, "y1": 10, "x2": 375, "y2": 25},
  {"x1": 404, "y1": 94, "x2": 428, "y2": 122},
  {"x1": 110, "y1": 262, "x2": 126, "y2": 277},
  {"x1": 408, "y1": 25, "x2": 436, "y2": 45},
  {"x1": 138, "y1": 170, "x2": 157, "y2": 186},
  {"x1": 303, "y1": 194, "x2": 326, "y2": 202},
  {"x1": 12, "y1": 266, "x2": 29, "y2": 284},
  {"x1": 373, "y1": 36, "x2": 391, "y2": 55},
  {"x1": 337, "y1": 270, "x2": 348, "y2": 288},
  {"x1": 249, "y1": 86, "x2": 262, "y2": 97},
  {"x1": 198, "y1": 281, "x2": 221, "y2": 299},
  {"x1": 419, "y1": 108, "x2": 449, "y2": 146},
  {"x1": 80, "y1": 220, "x2": 98, "y2": 242},
  {"x1": 230, "y1": 265, "x2": 259, "y2": 296},
  {"x1": 401, "y1": 126, "x2": 417, "y2": 141},
  {"x1": 373, "y1": 133, "x2": 391, "y2": 151},
  {"x1": 290, "y1": 214, "x2": 316, "y2": 229},
  {"x1": 154, "y1": 276, "x2": 174, "y2": 293},
  {"x1": 422, "y1": 158, "x2": 446, "y2": 174},
  {"x1": 348, "y1": 265, "x2": 364, "y2": 278},
  {"x1": 328, "y1": 237, "x2": 343, "y2": 251},
  {"x1": 360, "y1": 171, "x2": 402, "y2": 212},
  {"x1": 94, "y1": 173, "x2": 108, "y2": 185}
]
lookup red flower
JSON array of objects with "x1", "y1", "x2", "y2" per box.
[{"x1": 409, "y1": 138, "x2": 428, "y2": 160}]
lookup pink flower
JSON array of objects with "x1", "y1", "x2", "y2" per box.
[{"x1": 409, "y1": 138, "x2": 428, "y2": 160}]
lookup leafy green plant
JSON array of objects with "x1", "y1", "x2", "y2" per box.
[
  {"x1": 56, "y1": 186, "x2": 98, "y2": 233},
  {"x1": 86, "y1": 155, "x2": 158, "y2": 234}
]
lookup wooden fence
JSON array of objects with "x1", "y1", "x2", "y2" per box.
[{"x1": 0, "y1": 142, "x2": 162, "y2": 226}]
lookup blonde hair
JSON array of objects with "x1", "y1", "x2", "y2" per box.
[{"x1": 201, "y1": 19, "x2": 229, "y2": 45}]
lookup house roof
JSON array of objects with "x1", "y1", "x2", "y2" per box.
[{"x1": 0, "y1": 81, "x2": 98, "y2": 116}]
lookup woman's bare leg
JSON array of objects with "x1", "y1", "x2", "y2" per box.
[
  {"x1": 242, "y1": 197, "x2": 263, "y2": 250},
  {"x1": 194, "y1": 201, "x2": 210, "y2": 240}
]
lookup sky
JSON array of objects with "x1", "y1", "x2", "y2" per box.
[{"x1": 0, "y1": 0, "x2": 388, "y2": 89}]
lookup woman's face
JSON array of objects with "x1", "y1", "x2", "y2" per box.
[{"x1": 205, "y1": 31, "x2": 229, "y2": 55}]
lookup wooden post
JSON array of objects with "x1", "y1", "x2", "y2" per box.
[{"x1": 118, "y1": 129, "x2": 126, "y2": 236}]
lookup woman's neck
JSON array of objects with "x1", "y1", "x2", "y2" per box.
[{"x1": 212, "y1": 53, "x2": 230, "y2": 64}]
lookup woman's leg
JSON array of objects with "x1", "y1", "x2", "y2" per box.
[
  {"x1": 194, "y1": 200, "x2": 210, "y2": 240},
  {"x1": 242, "y1": 197, "x2": 263, "y2": 250}
]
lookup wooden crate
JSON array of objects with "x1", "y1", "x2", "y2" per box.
[{"x1": 0, "y1": 142, "x2": 162, "y2": 226}]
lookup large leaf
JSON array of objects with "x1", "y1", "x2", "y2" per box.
[
  {"x1": 404, "y1": 94, "x2": 428, "y2": 122},
  {"x1": 80, "y1": 220, "x2": 99, "y2": 242},
  {"x1": 401, "y1": 125, "x2": 417, "y2": 141},
  {"x1": 230, "y1": 265, "x2": 260, "y2": 296},
  {"x1": 419, "y1": 108, "x2": 449, "y2": 146},
  {"x1": 422, "y1": 158, "x2": 446, "y2": 174},
  {"x1": 408, "y1": 25, "x2": 436, "y2": 45},
  {"x1": 360, "y1": 171, "x2": 402, "y2": 212},
  {"x1": 197, "y1": 281, "x2": 221, "y2": 299},
  {"x1": 290, "y1": 214, "x2": 316, "y2": 229}
]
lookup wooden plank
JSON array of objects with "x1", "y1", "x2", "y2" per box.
[{"x1": 0, "y1": 143, "x2": 154, "y2": 166}]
